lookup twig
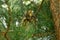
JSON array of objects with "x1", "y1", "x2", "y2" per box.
[
  {"x1": 3, "y1": 0, "x2": 12, "y2": 40},
  {"x1": 35, "y1": 0, "x2": 44, "y2": 17}
]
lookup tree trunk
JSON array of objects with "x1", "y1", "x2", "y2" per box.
[{"x1": 50, "y1": 0, "x2": 60, "y2": 40}]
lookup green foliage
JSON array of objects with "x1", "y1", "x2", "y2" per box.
[{"x1": 0, "y1": 0, "x2": 56, "y2": 40}]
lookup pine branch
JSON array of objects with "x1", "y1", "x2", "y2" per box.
[{"x1": 3, "y1": 0, "x2": 12, "y2": 40}]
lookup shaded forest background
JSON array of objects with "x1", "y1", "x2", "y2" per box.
[{"x1": 0, "y1": 0, "x2": 60, "y2": 40}]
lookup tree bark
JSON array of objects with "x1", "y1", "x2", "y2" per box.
[{"x1": 50, "y1": 0, "x2": 60, "y2": 40}]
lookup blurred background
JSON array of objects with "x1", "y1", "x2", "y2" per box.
[{"x1": 0, "y1": 0, "x2": 59, "y2": 40}]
